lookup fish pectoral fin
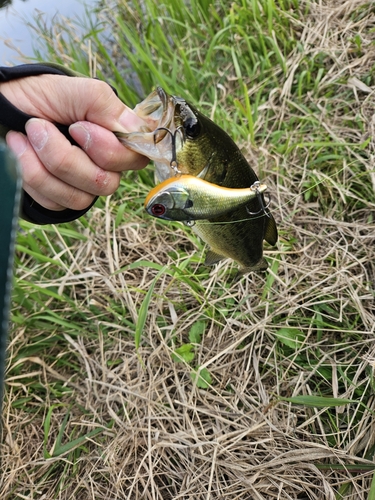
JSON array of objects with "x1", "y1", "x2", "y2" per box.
[
  {"x1": 204, "y1": 250, "x2": 226, "y2": 266},
  {"x1": 264, "y1": 214, "x2": 278, "y2": 246},
  {"x1": 197, "y1": 152, "x2": 218, "y2": 180},
  {"x1": 197, "y1": 163, "x2": 210, "y2": 179}
]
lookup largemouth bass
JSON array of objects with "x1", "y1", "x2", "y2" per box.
[
  {"x1": 145, "y1": 174, "x2": 268, "y2": 222},
  {"x1": 116, "y1": 87, "x2": 278, "y2": 272}
]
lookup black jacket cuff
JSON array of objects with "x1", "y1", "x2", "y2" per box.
[{"x1": 21, "y1": 191, "x2": 97, "y2": 225}]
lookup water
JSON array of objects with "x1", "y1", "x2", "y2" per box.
[{"x1": 0, "y1": 0, "x2": 96, "y2": 65}]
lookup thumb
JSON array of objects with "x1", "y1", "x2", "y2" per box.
[
  {"x1": 0, "y1": 73, "x2": 145, "y2": 133},
  {"x1": 76, "y1": 78, "x2": 145, "y2": 132}
]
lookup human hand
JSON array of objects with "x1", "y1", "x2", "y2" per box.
[{"x1": 0, "y1": 75, "x2": 149, "y2": 211}]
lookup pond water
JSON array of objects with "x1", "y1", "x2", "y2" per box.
[{"x1": 0, "y1": 0, "x2": 96, "y2": 65}]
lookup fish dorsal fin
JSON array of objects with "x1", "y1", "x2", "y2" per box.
[
  {"x1": 264, "y1": 214, "x2": 278, "y2": 246},
  {"x1": 205, "y1": 250, "x2": 225, "y2": 266}
]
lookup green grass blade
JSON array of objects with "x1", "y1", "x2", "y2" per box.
[
  {"x1": 52, "y1": 426, "x2": 106, "y2": 457},
  {"x1": 135, "y1": 265, "x2": 169, "y2": 350},
  {"x1": 280, "y1": 396, "x2": 358, "y2": 407},
  {"x1": 369, "y1": 471, "x2": 375, "y2": 500}
]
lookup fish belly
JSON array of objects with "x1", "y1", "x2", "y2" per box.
[{"x1": 193, "y1": 204, "x2": 267, "y2": 271}]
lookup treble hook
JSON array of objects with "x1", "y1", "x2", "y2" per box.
[
  {"x1": 153, "y1": 126, "x2": 185, "y2": 175},
  {"x1": 246, "y1": 181, "x2": 272, "y2": 218}
]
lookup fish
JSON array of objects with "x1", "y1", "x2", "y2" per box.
[
  {"x1": 144, "y1": 174, "x2": 268, "y2": 222},
  {"x1": 115, "y1": 87, "x2": 278, "y2": 273}
]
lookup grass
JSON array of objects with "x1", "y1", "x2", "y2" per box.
[{"x1": 1, "y1": 0, "x2": 375, "y2": 498}]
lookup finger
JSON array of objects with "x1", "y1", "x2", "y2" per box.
[
  {"x1": 25, "y1": 118, "x2": 122, "y2": 197},
  {"x1": 69, "y1": 121, "x2": 149, "y2": 173},
  {"x1": 23, "y1": 182, "x2": 67, "y2": 211},
  {"x1": 6, "y1": 130, "x2": 96, "y2": 211},
  {"x1": 0, "y1": 75, "x2": 145, "y2": 132}
]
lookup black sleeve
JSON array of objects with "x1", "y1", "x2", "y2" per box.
[{"x1": 0, "y1": 64, "x2": 98, "y2": 225}]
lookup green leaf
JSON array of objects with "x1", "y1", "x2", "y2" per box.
[
  {"x1": 171, "y1": 344, "x2": 195, "y2": 363},
  {"x1": 191, "y1": 367, "x2": 212, "y2": 389},
  {"x1": 188, "y1": 320, "x2": 206, "y2": 344},
  {"x1": 274, "y1": 328, "x2": 304, "y2": 349},
  {"x1": 54, "y1": 405, "x2": 72, "y2": 454},
  {"x1": 52, "y1": 426, "x2": 105, "y2": 457},
  {"x1": 279, "y1": 395, "x2": 357, "y2": 407},
  {"x1": 135, "y1": 266, "x2": 169, "y2": 350},
  {"x1": 369, "y1": 470, "x2": 375, "y2": 500},
  {"x1": 43, "y1": 404, "x2": 110, "y2": 458}
]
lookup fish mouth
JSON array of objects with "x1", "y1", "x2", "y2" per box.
[
  {"x1": 115, "y1": 87, "x2": 182, "y2": 173},
  {"x1": 115, "y1": 87, "x2": 207, "y2": 181},
  {"x1": 151, "y1": 89, "x2": 189, "y2": 146},
  {"x1": 134, "y1": 87, "x2": 176, "y2": 133},
  {"x1": 131, "y1": 87, "x2": 193, "y2": 151},
  {"x1": 140, "y1": 88, "x2": 190, "y2": 131}
]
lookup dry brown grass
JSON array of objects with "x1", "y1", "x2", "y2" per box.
[{"x1": 1, "y1": 0, "x2": 375, "y2": 498}]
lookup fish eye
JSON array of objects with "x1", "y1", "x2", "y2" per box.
[
  {"x1": 151, "y1": 203, "x2": 166, "y2": 217},
  {"x1": 184, "y1": 117, "x2": 201, "y2": 139}
]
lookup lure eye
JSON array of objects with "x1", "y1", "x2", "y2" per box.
[
  {"x1": 151, "y1": 203, "x2": 166, "y2": 217},
  {"x1": 184, "y1": 117, "x2": 201, "y2": 139}
]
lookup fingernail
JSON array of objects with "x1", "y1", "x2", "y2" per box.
[
  {"x1": 118, "y1": 107, "x2": 145, "y2": 132},
  {"x1": 6, "y1": 131, "x2": 28, "y2": 158},
  {"x1": 25, "y1": 118, "x2": 48, "y2": 151},
  {"x1": 69, "y1": 123, "x2": 91, "y2": 150}
]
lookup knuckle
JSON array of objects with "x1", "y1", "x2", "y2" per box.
[
  {"x1": 93, "y1": 146, "x2": 116, "y2": 172},
  {"x1": 65, "y1": 189, "x2": 95, "y2": 211},
  {"x1": 100, "y1": 148, "x2": 117, "y2": 171},
  {"x1": 21, "y1": 160, "x2": 48, "y2": 190},
  {"x1": 88, "y1": 80, "x2": 115, "y2": 111},
  {"x1": 45, "y1": 147, "x2": 72, "y2": 177},
  {"x1": 94, "y1": 169, "x2": 120, "y2": 196}
]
